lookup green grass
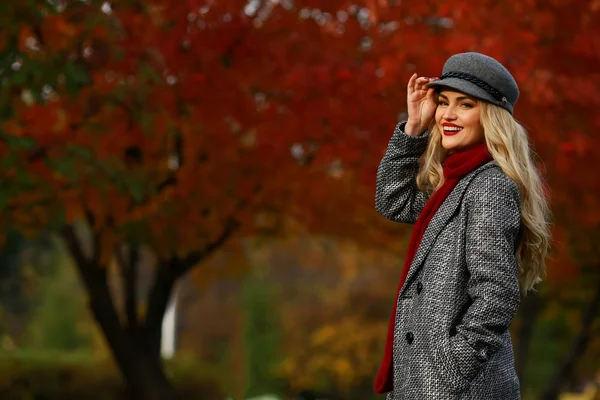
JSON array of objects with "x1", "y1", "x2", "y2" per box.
[{"x1": 0, "y1": 349, "x2": 224, "y2": 399}]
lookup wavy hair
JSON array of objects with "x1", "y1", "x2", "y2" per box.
[{"x1": 416, "y1": 102, "x2": 552, "y2": 294}]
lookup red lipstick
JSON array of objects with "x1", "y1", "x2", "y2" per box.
[{"x1": 442, "y1": 122, "x2": 463, "y2": 136}]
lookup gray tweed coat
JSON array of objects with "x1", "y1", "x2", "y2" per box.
[{"x1": 376, "y1": 122, "x2": 522, "y2": 400}]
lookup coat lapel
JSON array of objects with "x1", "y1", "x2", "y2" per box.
[{"x1": 399, "y1": 161, "x2": 498, "y2": 297}]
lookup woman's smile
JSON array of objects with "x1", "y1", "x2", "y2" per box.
[{"x1": 442, "y1": 122, "x2": 463, "y2": 136}]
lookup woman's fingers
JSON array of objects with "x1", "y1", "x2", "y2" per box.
[
  {"x1": 408, "y1": 74, "x2": 431, "y2": 93},
  {"x1": 407, "y1": 73, "x2": 417, "y2": 93},
  {"x1": 408, "y1": 74, "x2": 440, "y2": 92},
  {"x1": 426, "y1": 87, "x2": 436, "y2": 99},
  {"x1": 414, "y1": 77, "x2": 432, "y2": 92},
  {"x1": 409, "y1": 75, "x2": 439, "y2": 112}
]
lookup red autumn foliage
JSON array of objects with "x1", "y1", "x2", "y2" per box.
[{"x1": 1, "y1": 0, "x2": 599, "y2": 397}]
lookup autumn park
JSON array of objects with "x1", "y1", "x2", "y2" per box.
[{"x1": 0, "y1": 0, "x2": 598, "y2": 399}]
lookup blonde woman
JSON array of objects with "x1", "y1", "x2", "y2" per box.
[{"x1": 374, "y1": 53, "x2": 551, "y2": 399}]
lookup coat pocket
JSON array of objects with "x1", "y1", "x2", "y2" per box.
[{"x1": 432, "y1": 337, "x2": 472, "y2": 395}]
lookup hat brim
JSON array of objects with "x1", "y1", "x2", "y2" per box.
[{"x1": 427, "y1": 77, "x2": 513, "y2": 114}]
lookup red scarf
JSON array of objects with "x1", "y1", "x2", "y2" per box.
[{"x1": 374, "y1": 141, "x2": 493, "y2": 394}]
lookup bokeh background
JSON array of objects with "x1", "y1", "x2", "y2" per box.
[{"x1": 0, "y1": 0, "x2": 598, "y2": 399}]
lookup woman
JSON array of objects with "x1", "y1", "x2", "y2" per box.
[{"x1": 374, "y1": 52, "x2": 551, "y2": 399}]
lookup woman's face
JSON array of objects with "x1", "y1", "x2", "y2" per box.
[{"x1": 434, "y1": 90, "x2": 485, "y2": 151}]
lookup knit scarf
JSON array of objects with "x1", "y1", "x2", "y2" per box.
[{"x1": 374, "y1": 141, "x2": 493, "y2": 394}]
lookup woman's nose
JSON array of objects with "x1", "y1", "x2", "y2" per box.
[{"x1": 443, "y1": 107, "x2": 457, "y2": 120}]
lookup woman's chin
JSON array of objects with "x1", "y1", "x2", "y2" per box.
[{"x1": 441, "y1": 136, "x2": 460, "y2": 151}]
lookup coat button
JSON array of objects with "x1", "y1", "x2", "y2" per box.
[
  {"x1": 416, "y1": 281, "x2": 423, "y2": 294},
  {"x1": 405, "y1": 332, "x2": 414, "y2": 344}
]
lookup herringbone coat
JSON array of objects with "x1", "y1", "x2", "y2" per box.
[{"x1": 376, "y1": 122, "x2": 522, "y2": 400}]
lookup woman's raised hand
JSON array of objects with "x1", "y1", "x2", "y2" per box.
[{"x1": 405, "y1": 73, "x2": 438, "y2": 136}]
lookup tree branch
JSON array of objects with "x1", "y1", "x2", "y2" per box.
[
  {"x1": 115, "y1": 244, "x2": 139, "y2": 330},
  {"x1": 173, "y1": 217, "x2": 241, "y2": 278},
  {"x1": 84, "y1": 211, "x2": 102, "y2": 265},
  {"x1": 143, "y1": 265, "x2": 176, "y2": 360},
  {"x1": 141, "y1": 217, "x2": 241, "y2": 359},
  {"x1": 61, "y1": 223, "x2": 106, "y2": 291},
  {"x1": 156, "y1": 176, "x2": 177, "y2": 192}
]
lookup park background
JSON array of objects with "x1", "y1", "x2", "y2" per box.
[{"x1": 0, "y1": 0, "x2": 598, "y2": 399}]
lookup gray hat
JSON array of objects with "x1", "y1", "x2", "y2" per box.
[{"x1": 427, "y1": 52, "x2": 519, "y2": 114}]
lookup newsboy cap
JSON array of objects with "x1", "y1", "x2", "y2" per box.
[{"x1": 427, "y1": 52, "x2": 519, "y2": 114}]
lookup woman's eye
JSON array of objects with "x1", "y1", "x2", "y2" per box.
[
  {"x1": 460, "y1": 103, "x2": 474, "y2": 108},
  {"x1": 438, "y1": 101, "x2": 448, "y2": 106}
]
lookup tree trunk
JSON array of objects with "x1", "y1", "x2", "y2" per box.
[
  {"x1": 87, "y1": 278, "x2": 174, "y2": 400},
  {"x1": 145, "y1": 266, "x2": 177, "y2": 362},
  {"x1": 62, "y1": 218, "x2": 239, "y2": 399},
  {"x1": 62, "y1": 227, "x2": 175, "y2": 400},
  {"x1": 541, "y1": 277, "x2": 600, "y2": 400}
]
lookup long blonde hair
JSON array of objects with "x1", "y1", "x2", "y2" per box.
[{"x1": 416, "y1": 102, "x2": 552, "y2": 294}]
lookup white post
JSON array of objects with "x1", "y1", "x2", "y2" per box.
[{"x1": 161, "y1": 288, "x2": 177, "y2": 359}]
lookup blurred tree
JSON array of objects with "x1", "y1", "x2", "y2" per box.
[
  {"x1": 0, "y1": 230, "x2": 54, "y2": 345},
  {"x1": 1, "y1": 0, "x2": 599, "y2": 399},
  {"x1": 0, "y1": 230, "x2": 30, "y2": 341},
  {"x1": 242, "y1": 275, "x2": 284, "y2": 398},
  {"x1": 540, "y1": 268, "x2": 600, "y2": 399},
  {"x1": 25, "y1": 240, "x2": 94, "y2": 352},
  {"x1": 0, "y1": 1, "x2": 401, "y2": 397},
  {"x1": 255, "y1": 237, "x2": 399, "y2": 397}
]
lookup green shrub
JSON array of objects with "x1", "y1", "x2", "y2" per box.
[{"x1": 0, "y1": 351, "x2": 224, "y2": 400}]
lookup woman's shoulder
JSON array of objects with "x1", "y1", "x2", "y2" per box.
[{"x1": 465, "y1": 163, "x2": 521, "y2": 206}]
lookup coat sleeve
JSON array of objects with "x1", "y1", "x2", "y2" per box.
[
  {"x1": 375, "y1": 121, "x2": 429, "y2": 224},
  {"x1": 449, "y1": 169, "x2": 522, "y2": 382}
]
